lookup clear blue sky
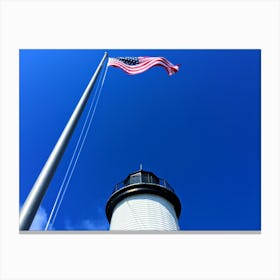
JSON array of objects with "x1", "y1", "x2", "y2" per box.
[{"x1": 20, "y1": 49, "x2": 261, "y2": 230}]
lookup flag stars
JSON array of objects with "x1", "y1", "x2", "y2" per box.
[{"x1": 117, "y1": 57, "x2": 139, "y2": 65}]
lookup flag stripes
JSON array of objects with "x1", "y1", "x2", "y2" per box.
[{"x1": 107, "y1": 56, "x2": 179, "y2": 76}]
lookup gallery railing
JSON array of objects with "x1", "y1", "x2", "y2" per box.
[{"x1": 112, "y1": 176, "x2": 174, "y2": 194}]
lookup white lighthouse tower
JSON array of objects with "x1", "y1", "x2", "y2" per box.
[{"x1": 106, "y1": 169, "x2": 181, "y2": 231}]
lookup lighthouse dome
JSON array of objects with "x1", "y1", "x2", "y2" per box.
[{"x1": 106, "y1": 169, "x2": 181, "y2": 231}]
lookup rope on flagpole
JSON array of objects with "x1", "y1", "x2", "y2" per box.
[{"x1": 45, "y1": 64, "x2": 109, "y2": 230}]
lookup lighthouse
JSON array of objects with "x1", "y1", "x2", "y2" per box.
[{"x1": 106, "y1": 169, "x2": 181, "y2": 230}]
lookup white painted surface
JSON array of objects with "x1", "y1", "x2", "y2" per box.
[{"x1": 109, "y1": 194, "x2": 180, "y2": 230}]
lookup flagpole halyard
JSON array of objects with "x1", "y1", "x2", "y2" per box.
[{"x1": 19, "y1": 51, "x2": 108, "y2": 231}]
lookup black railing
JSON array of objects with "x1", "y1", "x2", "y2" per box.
[{"x1": 112, "y1": 176, "x2": 174, "y2": 194}]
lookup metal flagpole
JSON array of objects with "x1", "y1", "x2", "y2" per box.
[{"x1": 20, "y1": 51, "x2": 108, "y2": 230}]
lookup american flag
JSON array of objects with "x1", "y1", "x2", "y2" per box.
[{"x1": 107, "y1": 56, "x2": 179, "y2": 76}]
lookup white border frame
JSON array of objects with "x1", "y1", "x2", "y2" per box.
[{"x1": 1, "y1": 0, "x2": 279, "y2": 279}]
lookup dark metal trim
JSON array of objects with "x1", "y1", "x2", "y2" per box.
[{"x1": 106, "y1": 183, "x2": 181, "y2": 222}]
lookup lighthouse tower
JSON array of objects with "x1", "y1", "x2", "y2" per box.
[{"x1": 106, "y1": 169, "x2": 181, "y2": 230}]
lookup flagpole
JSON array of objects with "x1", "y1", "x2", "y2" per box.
[{"x1": 20, "y1": 51, "x2": 108, "y2": 231}]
